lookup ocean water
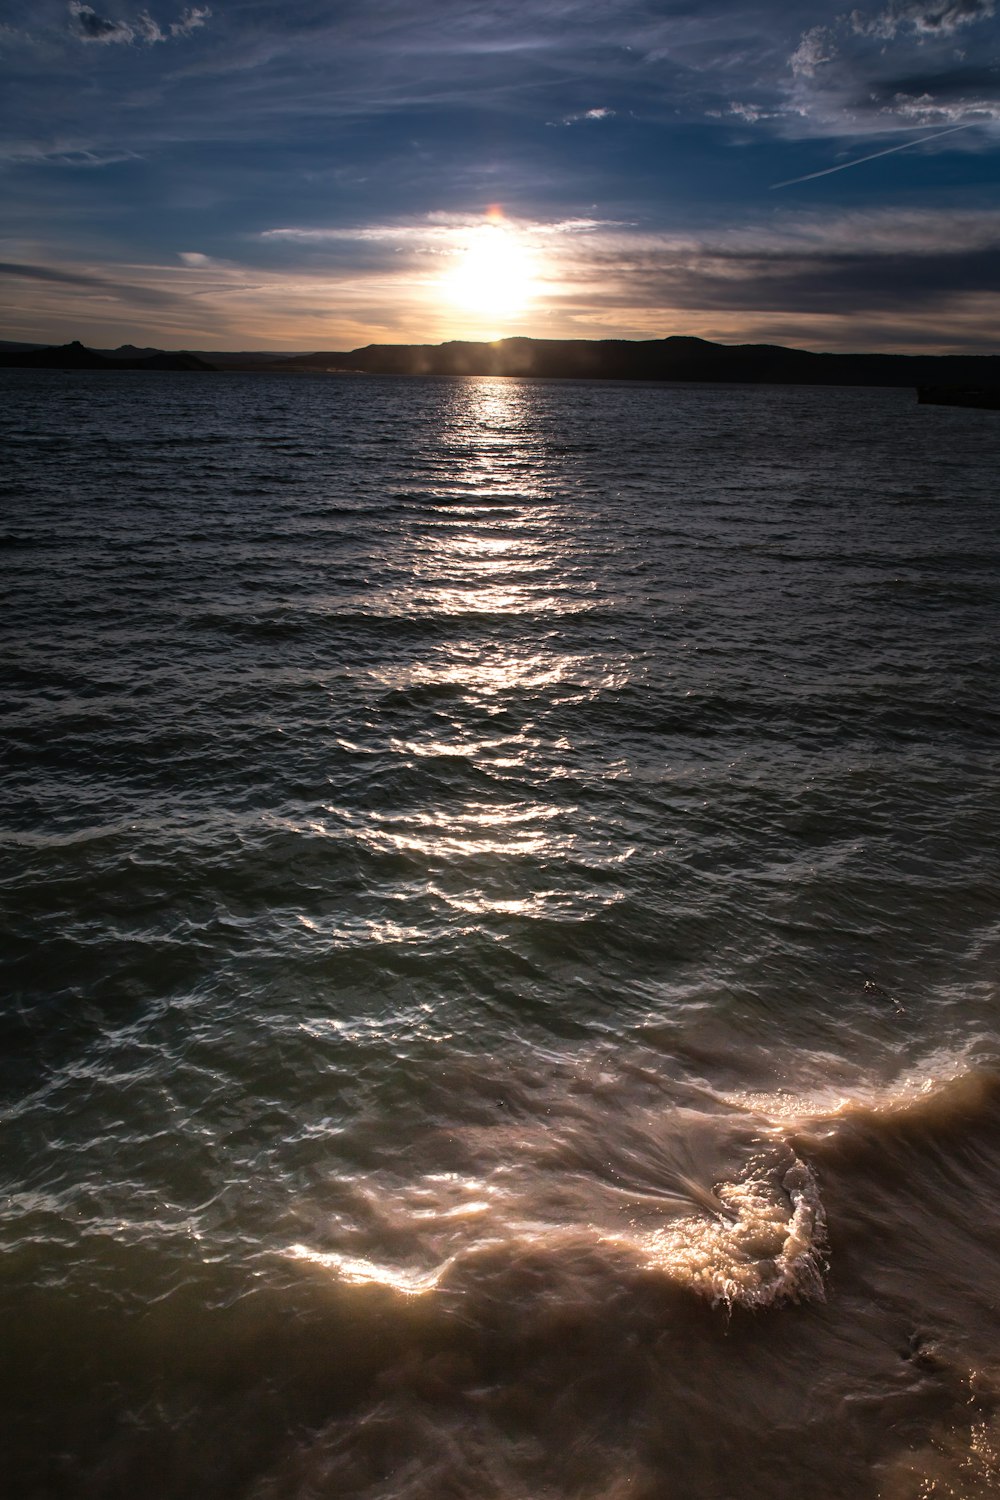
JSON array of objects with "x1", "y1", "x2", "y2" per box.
[{"x1": 2, "y1": 368, "x2": 1000, "y2": 1499}]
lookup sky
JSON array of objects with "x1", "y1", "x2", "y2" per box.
[{"x1": 1, "y1": 0, "x2": 999, "y2": 352}]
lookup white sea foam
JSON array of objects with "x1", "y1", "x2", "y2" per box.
[{"x1": 627, "y1": 1148, "x2": 827, "y2": 1308}]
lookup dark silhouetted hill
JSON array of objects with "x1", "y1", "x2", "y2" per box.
[
  {"x1": 265, "y1": 335, "x2": 1000, "y2": 387},
  {"x1": 0, "y1": 340, "x2": 215, "y2": 371},
  {"x1": 99, "y1": 344, "x2": 164, "y2": 360},
  {"x1": 5, "y1": 335, "x2": 999, "y2": 390}
]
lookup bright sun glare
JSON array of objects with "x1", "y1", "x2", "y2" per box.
[{"x1": 442, "y1": 214, "x2": 537, "y2": 324}]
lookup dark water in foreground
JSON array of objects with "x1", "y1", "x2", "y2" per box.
[{"x1": 2, "y1": 369, "x2": 1000, "y2": 1499}]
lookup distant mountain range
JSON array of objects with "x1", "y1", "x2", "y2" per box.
[
  {"x1": 256, "y1": 335, "x2": 1000, "y2": 388},
  {"x1": 3, "y1": 334, "x2": 1000, "y2": 389},
  {"x1": 0, "y1": 340, "x2": 213, "y2": 371}
]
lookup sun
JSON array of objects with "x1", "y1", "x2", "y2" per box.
[{"x1": 442, "y1": 216, "x2": 537, "y2": 325}]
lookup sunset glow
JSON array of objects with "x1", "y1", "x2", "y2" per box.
[
  {"x1": 441, "y1": 221, "x2": 539, "y2": 325},
  {"x1": 1, "y1": 3, "x2": 998, "y2": 350}
]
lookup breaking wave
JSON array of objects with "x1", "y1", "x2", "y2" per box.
[
  {"x1": 285, "y1": 1052, "x2": 1000, "y2": 1323},
  {"x1": 632, "y1": 1148, "x2": 826, "y2": 1308}
]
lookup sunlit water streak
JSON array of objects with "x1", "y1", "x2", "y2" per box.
[{"x1": 2, "y1": 370, "x2": 1000, "y2": 1498}]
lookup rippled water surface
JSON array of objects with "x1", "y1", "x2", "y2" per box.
[{"x1": 3, "y1": 369, "x2": 1000, "y2": 1498}]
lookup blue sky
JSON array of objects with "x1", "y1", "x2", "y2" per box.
[{"x1": 1, "y1": 0, "x2": 998, "y2": 350}]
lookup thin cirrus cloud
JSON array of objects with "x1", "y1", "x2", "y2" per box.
[
  {"x1": 0, "y1": 257, "x2": 183, "y2": 308},
  {"x1": 0, "y1": 138, "x2": 142, "y2": 166}
]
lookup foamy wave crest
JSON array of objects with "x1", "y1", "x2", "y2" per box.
[
  {"x1": 633, "y1": 1148, "x2": 827, "y2": 1309},
  {"x1": 821, "y1": 1057, "x2": 1000, "y2": 1135},
  {"x1": 720, "y1": 1047, "x2": 1000, "y2": 1140}
]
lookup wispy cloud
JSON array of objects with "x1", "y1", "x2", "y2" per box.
[
  {"x1": 550, "y1": 106, "x2": 617, "y2": 126},
  {"x1": 0, "y1": 258, "x2": 179, "y2": 304},
  {"x1": 0, "y1": 259, "x2": 107, "y2": 286},
  {"x1": 849, "y1": 0, "x2": 995, "y2": 39},
  {"x1": 68, "y1": 3, "x2": 134, "y2": 45},
  {"x1": 0, "y1": 139, "x2": 142, "y2": 166},
  {"x1": 170, "y1": 6, "x2": 209, "y2": 37},
  {"x1": 526, "y1": 207, "x2": 1000, "y2": 353},
  {"x1": 67, "y1": 2, "x2": 210, "y2": 47},
  {"x1": 789, "y1": 27, "x2": 838, "y2": 79},
  {"x1": 263, "y1": 212, "x2": 614, "y2": 237}
]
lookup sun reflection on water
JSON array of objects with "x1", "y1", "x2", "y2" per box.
[
  {"x1": 402, "y1": 379, "x2": 580, "y2": 627},
  {"x1": 285, "y1": 379, "x2": 633, "y2": 916}
]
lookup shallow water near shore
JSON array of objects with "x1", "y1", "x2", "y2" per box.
[{"x1": 3, "y1": 368, "x2": 1000, "y2": 1498}]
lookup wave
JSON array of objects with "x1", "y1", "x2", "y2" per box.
[
  {"x1": 629, "y1": 1147, "x2": 826, "y2": 1309},
  {"x1": 724, "y1": 1052, "x2": 1000, "y2": 1161},
  {"x1": 282, "y1": 1051, "x2": 1000, "y2": 1323},
  {"x1": 287, "y1": 1143, "x2": 828, "y2": 1314},
  {"x1": 9, "y1": 1040, "x2": 1000, "y2": 1499}
]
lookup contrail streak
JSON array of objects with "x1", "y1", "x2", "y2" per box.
[{"x1": 770, "y1": 124, "x2": 973, "y2": 190}]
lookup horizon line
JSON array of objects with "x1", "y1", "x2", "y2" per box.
[{"x1": 4, "y1": 330, "x2": 1000, "y2": 360}]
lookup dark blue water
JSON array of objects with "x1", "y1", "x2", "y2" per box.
[{"x1": 3, "y1": 369, "x2": 1000, "y2": 1498}]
